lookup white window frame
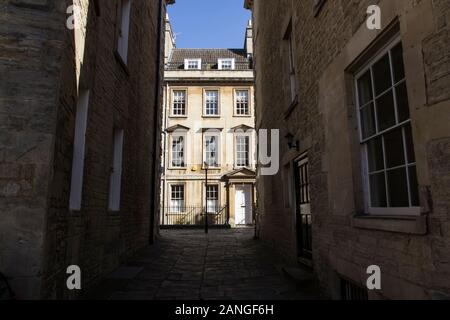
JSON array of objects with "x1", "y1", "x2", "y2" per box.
[
  {"x1": 234, "y1": 132, "x2": 251, "y2": 168},
  {"x1": 234, "y1": 89, "x2": 250, "y2": 116},
  {"x1": 355, "y1": 35, "x2": 420, "y2": 216},
  {"x1": 108, "y1": 128, "x2": 124, "y2": 212},
  {"x1": 203, "y1": 132, "x2": 221, "y2": 168},
  {"x1": 69, "y1": 89, "x2": 90, "y2": 211},
  {"x1": 170, "y1": 132, "x2": 187, "y2": 169},
  {"x1": 184, "y1": 59, "x2": 201, "y2": 70},
  {"x1": 117, "y1": 0, "x2": 132, "y2": 64},
  {"x1": 203, "y1": 89, "x2": 220, "y2": 116},
  {"x1": 218, "y1": 58, "x2": 235, "y2": 70},
  {"x1": 171, "y1": 89, "x2": 187, "y2": 117},
  {"x1": 204, "y1": 184, "x2": 220, "y2": 214},
  {"x1": 169, "y1": 184, "x2": 185, "y2": 214}
]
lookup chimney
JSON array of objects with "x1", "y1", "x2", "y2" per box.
[
  {"x1": 164, "y1": 13, "x2": 176, "y2": 65},
  {"x1": 244, "y1": 19, "x2": 253, "y2": 57}
]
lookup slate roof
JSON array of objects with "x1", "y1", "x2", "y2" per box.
[{"x1": 166, "y1": 49, "x2": 253, "y2": 71}]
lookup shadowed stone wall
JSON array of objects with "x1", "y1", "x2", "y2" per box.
[
  {"x1": 0, "y1": 0, "x2": 168, "y2": 299},
  {"x1": 249, "y1": 0, "x2": 450, "y2": 299}
]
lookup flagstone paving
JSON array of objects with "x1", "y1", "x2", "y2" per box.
[{"x1": 86, "y1": 228, "x2": 321, "y2": 300}]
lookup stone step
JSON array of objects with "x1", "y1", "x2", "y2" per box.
[{"x1": 282, "y1": 266, "x2": 316, "y2": 286}]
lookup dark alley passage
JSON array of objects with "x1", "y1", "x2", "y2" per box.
[{"x1": 86, "y1": 229, "x2": 320, "y2": 300}]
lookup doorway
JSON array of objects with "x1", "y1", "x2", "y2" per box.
[
  {"x1": 294, "y1": 157, "x2": 312, "y2": 261},
  {"x1": 235, "y1": 185, "x2": 253, "y2": 225}
]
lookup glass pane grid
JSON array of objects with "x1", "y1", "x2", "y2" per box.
[
  {"x1": 173, "y1": 91, "x2": 186, "y2": 115},
  {"x1": 205, "y1": 91, "x2": 219, "y2": 115},
  {"x1": 172, "y1": 136, "x2": 185, "y2": 167},
  {"x1": 356, "y1": 41, "x2": 419, "y2": 209},
  {"x1": 205, "y1": 135, "x2": 219, "y2": 167},
  {"x1": 221, "y1": 60, "x2": 233, "y2": 69},
  {"x1": 187, "y1": 60, "x2": 199, "y2": 69},
  {"x1": 206, "y1": 185, "x2": 219, "y2": 213},
  {"x1": 236, "y1": 90, "x2": 249, "y2": 115},
  {"x1": 170, "y1": 185, "x2": 184, "y2": 213},
  {"x1": 236, "y1": 136, "x2": 250, "y2": 167}
]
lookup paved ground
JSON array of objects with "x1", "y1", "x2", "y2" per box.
[{"x1": 86, "y1": 228, "x2": 321, "y2": 300}]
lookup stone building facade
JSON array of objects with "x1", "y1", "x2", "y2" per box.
[
  {"x1": 245, "y1": 0, "x2": 450, "y2": 299},
  {"x1": 160, "y1": 18, "x2": 256, "y2": 228},
  {"x1": 0, "y1": 0, "x2": 173, "y2": 299}
]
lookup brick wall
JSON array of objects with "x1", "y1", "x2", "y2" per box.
[
  {"x1": 0, "y1": 0, "x2": 68, "y2": 299},
  {"x1": 251, "y1": 0, "x2": 450, "y2": 299},
  {"x1": 0, "y1": 0, "x2": 166, "y2": 299}
]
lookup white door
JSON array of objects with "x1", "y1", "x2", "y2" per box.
[{"x1": 235, "y1": 185, "x2": 253, "y2": 225}]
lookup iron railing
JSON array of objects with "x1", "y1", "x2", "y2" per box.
[{"x1": 161, "y1": 205, "x2": 229, "y2": 227}]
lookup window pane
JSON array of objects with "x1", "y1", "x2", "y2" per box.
[
  {"x1": 395, "y1": 82, "x2": 410, "y2": 122},
  {"x1": 376, "y1": 90, "x2": 396, "y2": 131},
  {"x1": 404, "y1": 125, "x2": 415, "y2": 163},
  {"x1": 408, "y1": 165, "x2": 420, "y2": 206},
  {"x1": 367, "y1": 137, "x2": 384, "y2": 172},
  {"x1": 391, "y1": 43, "x2": 405, "y2": 83},
  {"x1": 205, "y1": 90, "x2": 219, "y2": 115},
  {"x1": 205, "y1": 135, "x2": 218, "y2": 167},
  {"x1": 236, "y1": 136, "x2": 250, "y2": 167},
  {"x1": 357, "y1": 71, "x2": 373, "y2": 105},
  {"x1": 360, "y1": 103, "x2": 376, "y2": 139},
  {"x1": 387, "y1": 168, "x2": 409, "y2": 207},
  {"x1": 171, "y1": 185, "x2": 184, "y2": 212},
  {"x1": 372, "y1": 54, "x2": 392, "y2": 95},
  {"x1": 370, "y1": 172, "x2": 387, "y2": 207},
  {"x1": 172, "y1": 136, "x2": 185, "y2": 167},
  {"x1": 173, "y1": 90, "x2": 186, "y2": 115},
  {"x1": 384, "y1": 128, "x2": 405, "y2": 168}
]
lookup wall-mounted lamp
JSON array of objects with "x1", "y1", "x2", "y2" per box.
[{"x1": 285, "y1": 133, "x2": 299, "y2": 151}]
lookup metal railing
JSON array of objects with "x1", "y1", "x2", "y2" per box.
[{"x1": 161, "y1": 205, "x2": 229, "y2": 227}]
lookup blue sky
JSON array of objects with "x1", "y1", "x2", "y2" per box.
[{"x1": 167, "y1": 0, "x2": 251, "y2": 49}]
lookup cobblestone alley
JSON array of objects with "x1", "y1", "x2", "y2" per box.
[{"x1": 86, "y1": 228, "x2": 321, "y2": 300}]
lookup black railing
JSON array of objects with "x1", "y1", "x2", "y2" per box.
[{"x1": 161, "y1": 205, "x2": 229, "y2": 227}]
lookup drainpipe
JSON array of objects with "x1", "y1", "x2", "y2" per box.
[
  {"x1": 150, "y1": 0, "x2": 164, "y2": 244},
  {"x1": 161, "y1": 83, "x2": 169, "y2": 226}
]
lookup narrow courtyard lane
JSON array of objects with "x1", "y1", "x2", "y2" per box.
[{"x1": 87, "y1": 228, "x2": 321, "y2": 300}]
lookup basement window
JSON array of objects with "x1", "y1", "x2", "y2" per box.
[
  {"x1": 69, "y1": 90, "x2": 90, "y2": 211},
  {"x1": 340, "y1": 278, "x2": 369, "y2": 301},
  {"x1": 108, "y1": 129, "x2": 124, "y2": 212}
]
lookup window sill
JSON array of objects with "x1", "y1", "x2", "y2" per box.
[
  {"x1": 202, "y1": 115, "x2": 221, "y2": 119},
  {"x1": 169, "y1": 115, "x2": 188, "y2": 119},
  {"x1": 114, "y1": 50, "x2": 130, "y2": 76},
  {"x1": 168, "y1": 167, "x2": 187, "y2": 170},
  {"x1": 202, "y1": 166, "x2": 221, "y2": 170},
  {"x1": 352, "y1": 214, "x2": 427, "y2": 235},
  {"x1": 234, "y1": 166, "x2": 251, "y2": 170},
  {"x1": 233, "y1": 114, "x2": 252, "y2": 118}
]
